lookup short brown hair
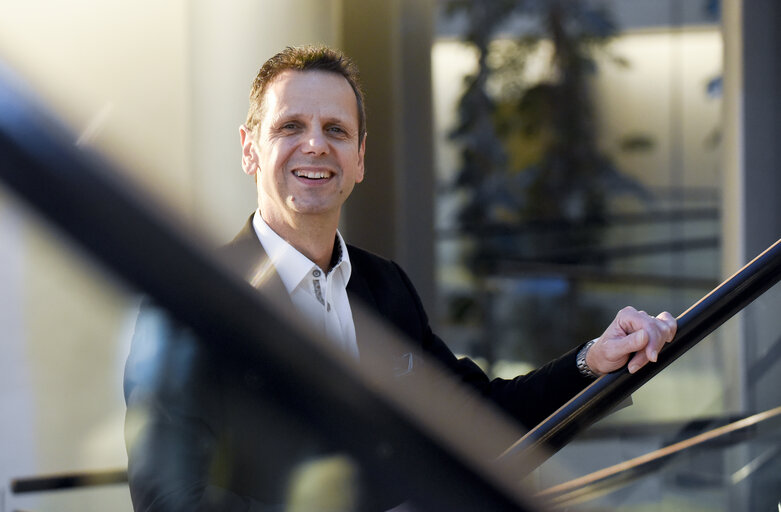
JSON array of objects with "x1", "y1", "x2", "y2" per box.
[{"x1": 245, "y1": 45, "x2": 366, "y2": 144}]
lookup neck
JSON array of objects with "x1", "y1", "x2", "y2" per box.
[{"x1": 261, "y1": 210, "x2": 338, "y2": 271}]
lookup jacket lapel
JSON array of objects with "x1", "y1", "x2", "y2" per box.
[
  {"x1": 223, "y1": 221, "x2": 400, "y2": 374},
  {"x1": 220, "y1": 216, "x2": 293, "y2": 308},
  {"x1": 346, "y1": 267, "x2": 377, "y2": 357}
]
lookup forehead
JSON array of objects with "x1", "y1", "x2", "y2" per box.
[{"x1": 261, "y1": 70, "x2": 358, "y2": 125}]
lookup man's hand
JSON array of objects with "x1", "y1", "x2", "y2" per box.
[{"x1": 586, "y1": 307, "x2": 677, "y2": 375}]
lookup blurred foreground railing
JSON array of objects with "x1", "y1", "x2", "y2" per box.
[
  {"x1": 2, "y1": 59, "x2": 779, "y2": 508},
  {"x1": 0, "y1": 63, "x2": 537, "y2": 511}
]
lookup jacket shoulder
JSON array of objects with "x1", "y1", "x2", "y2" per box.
[
  {"x1": 346, "y1": 243, "x2": 392, "y2": 267},
  {"x1": 346, "y1": 244, "x2": 414, "y2": 291}
]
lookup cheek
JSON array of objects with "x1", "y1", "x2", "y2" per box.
[{"x1": 262, "y1": 149, "x2": 290, "y2": 182}]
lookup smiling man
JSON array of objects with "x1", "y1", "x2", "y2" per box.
[
  {"x1": 240, "y1": 67, "x2": 365, "y2": 271},
  {"x1": 124, "y1": 45, "x2": 677, "y2": 512}
]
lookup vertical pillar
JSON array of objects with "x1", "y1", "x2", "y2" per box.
[
  {"x1": 739, "y1": 0, "x2": 781, "y2": 413},
  {"x1": 722, "y1": 0, "x2": 781, "y2": 509},
  {"x1": 723, "y1": 0, "x2": 781, "y2": 412},
  {"x1": 340, "y1": 0, "x2": 436, "y2": 312},
  {"x1": 721, "y1": 0, "x2": 747, "y2": 413}
]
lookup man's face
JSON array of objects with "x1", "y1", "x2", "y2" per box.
[{"x1": 242, "y1": 70, "x2": 365, "y2": 228}]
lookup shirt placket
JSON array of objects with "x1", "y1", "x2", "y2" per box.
[
  {"x1": 311, "y1": 268, "x2": 326, "y2": 306},
  {"x1": 323, "y1": 270, "x2": 344, "y2": 349}
]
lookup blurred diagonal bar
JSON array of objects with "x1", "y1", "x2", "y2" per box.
[
  {"x1": 501, "y1": 237, "x2": 781, "y2": 472},
  {"x1": 0, "y1": 64, "x2": 536, "y2": 511}
]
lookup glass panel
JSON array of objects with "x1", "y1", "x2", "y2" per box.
[
  {"x1": 433, "y1": 0, "x2": 723, "y2": 421},
  {"x1": 549, "y1": 420, "x2": 781, "y2": 512},
  {"x1": 433, "y1": 1, "x2": 779, "y2": 510},
  {"x1": 530, "y1": 299, "x2": 781, "y2": 511},
  {"x1": 0, "y1": 187, "x2": 135, "y2": 511}
]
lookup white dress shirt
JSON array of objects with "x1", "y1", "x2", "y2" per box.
[{"x1": 252, "y1": 210, "x2": 359, "y2": 360}]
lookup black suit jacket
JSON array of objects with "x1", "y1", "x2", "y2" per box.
[{"x1": 124, "y1": 219, "x2": 594, "y2": 511}]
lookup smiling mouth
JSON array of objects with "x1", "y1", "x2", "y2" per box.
[{"x1": 293, "y1": 169, "x2": 333, "y2": 180}]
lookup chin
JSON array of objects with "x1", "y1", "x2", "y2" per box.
[{"x1": 286, "y1": 203, "x2": 338, "y2": 217}]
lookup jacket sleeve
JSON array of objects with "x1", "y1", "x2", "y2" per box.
[{"x1": 391, "y1": 262, "x2": 594, "y2": 431}]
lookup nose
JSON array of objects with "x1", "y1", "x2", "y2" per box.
[{"x1": 302, "y1": 127, "x2": 329, "y2": 155}]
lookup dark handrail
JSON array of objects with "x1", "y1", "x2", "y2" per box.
[
  {"x1": 0, "y1": 65, "x2": 536, "y2": 511},
  {"x1": 500, "y1": 237, "x2": 781, "y2": 472}
]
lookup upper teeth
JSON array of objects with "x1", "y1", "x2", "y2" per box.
[{"x1": 295, "y1": 170, "x2": 329, "y2": 179}]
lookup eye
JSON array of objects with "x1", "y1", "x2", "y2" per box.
[{"x1": 327, "y1": 125, "x2": 347, "y2": 135}]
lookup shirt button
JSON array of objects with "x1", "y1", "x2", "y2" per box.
[{"x1": 313, "y1": 269, "x2": 321, "y2": 277}]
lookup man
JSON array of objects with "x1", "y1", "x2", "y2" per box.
[{"x1": 125, "y1": 45, "x2": 676, "y2": 511}]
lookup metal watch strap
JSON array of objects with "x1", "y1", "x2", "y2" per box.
[{"x1": 576, "y1": 338, "x2": 599, "y2": 378}]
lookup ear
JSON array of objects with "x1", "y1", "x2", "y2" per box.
[
  {"x1": 239, "y1": 124, "x2": 259, "y2": 176},
  {"x1": 355, "y1": 134, "x2": 366, "y2": 183}
]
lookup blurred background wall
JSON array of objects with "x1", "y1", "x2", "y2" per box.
[
  {"x1": 0, "y1": 2, "x2": 345, "y2": 510},
  {"x1": 0, "y1": 0, "x2": 778, "y2": 510}
]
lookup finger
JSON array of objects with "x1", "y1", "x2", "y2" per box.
[
  {"x1": 644, "y1": 314, "x2": 677, "y2": 361},
  {"x1": 620, "y1": 328, "x2": 652, "y2": 373},
  {"x1": 615, "y1": 306, "x2": 644, "y2": 334},
  {"x1": 627, "y1": 351, "x2": 649, "y2": 373},
  {"x1": 656, "y1": 311, "x2": 677, "y2": 341},
  {"x1": 645, "y1": 333, "x2": 663, "y2": 362},
  {"x1": 633, "y1": 319, "x2": 673, "y2": 371},
  {"x1": 657, "y1": 310, "x2": 676, "y2": 325},
  {"x1": 625, "y1": 328, "x2": 648, "y2": 353}
]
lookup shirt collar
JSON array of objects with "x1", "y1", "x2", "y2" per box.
[{"x1": 252, "y1": 210, "x2": 351, "y2": 294}]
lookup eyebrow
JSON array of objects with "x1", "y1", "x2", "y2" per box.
[{"x1": 270, "y1": 111, "x2": 358, "y2": 132}]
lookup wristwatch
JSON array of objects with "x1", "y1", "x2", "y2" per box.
[{"x1": 576, "y1": 338, "x2": 599, "y2": 378}]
